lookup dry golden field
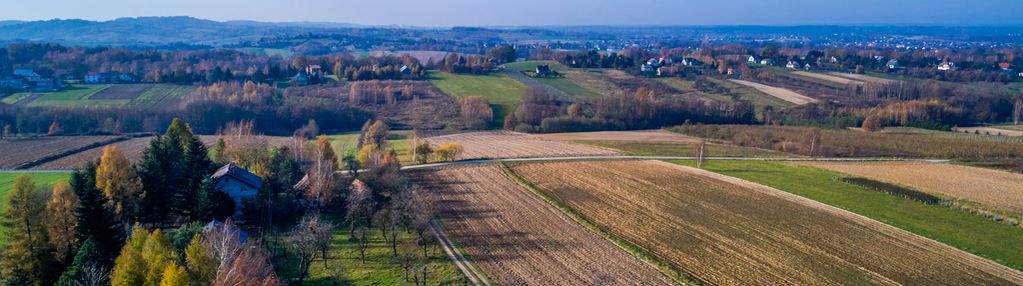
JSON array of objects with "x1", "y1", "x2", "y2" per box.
[
  {"x1": 536, "y1": 129, "x2": 700, "y2": 143},
  {"x1": 414, "y1": 165, "x2": 676, "y2": 285},
  {"x1": 423, "y1": 131, "x2": 617, "y2": 159},
  {"x1": 793, "y1": 71, "x2": 857, "y2": 85},
  {"x1": 510, "y1": 160, "x2": 1023, "y2": 285},
  {"x1": 793, "y1": 161, "x2": 1023, "y2": 215},
  {"x1": 728, "y1": 79, "x2": 818, "y2": 105},
  {"x1": 828, "y1": 72, "x2": 897, "y2": 84}
]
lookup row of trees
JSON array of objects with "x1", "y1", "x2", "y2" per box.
[{"x1": 503, "y1": 87, "x2": 756, "y2": 133}]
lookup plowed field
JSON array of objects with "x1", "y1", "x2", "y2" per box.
[
  {"x1": 510, "y1": 160, "x2": 1023, "y2": 285},
  {"x1": 423, "y1": 131, "x2": 616, "y2": 159},
  {"x1": 414, "y1": 165, "x2": 676, "y2": 285},
  {"x1": 794, "y1": 161, "x2": 1023, "y2": 215},
  {"x1": 0, "y1": 136, "x2": 123, "y2": 169}
]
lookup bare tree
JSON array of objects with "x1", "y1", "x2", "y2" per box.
[
  {"x1": 214, "y1": 245, "x2": 284, "y2": 286},
  {"x1": 1013, "y1": 98, "x2": 1022, "y2": 125},
  {"x1": 286, "y1": 213, "x2": 330, "y2": 286},
  {"x1": 204, "y1": 219, "x2": 243, "y2": 275},
  {"x1": 696, "y1": 140, "x2": 706, "y2": 169},
  {"x1": 71, "y1": 264, "x2": 109, "y2": 286}
]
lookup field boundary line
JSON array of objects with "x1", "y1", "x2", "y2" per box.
[
  {"x1": 499, "y1": 162, "x2": 703, "y2": 285},
  {"x1": 429, "y1": 220, "x2": 490, "y2": 286},
  {"x1": 401, "y1": 156, "x2": 950, "y2": 170}
]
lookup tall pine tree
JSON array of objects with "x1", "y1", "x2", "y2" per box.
[
  {"x1": 1, "y1": 175, "x2": 55, "y2": 284},
  {"x1": 71, "y1": 161, "x2": 122, "y2": 263}
]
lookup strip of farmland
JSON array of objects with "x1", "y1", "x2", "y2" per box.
[
  {"x1": 423, "y1": 131, "x2": 617, "y2": 159},
  {"x1": 728, "y1": 79, "x2": 818, "y2": 105},
  {"x1": 509, "y1": 160, "x2": 1023, "y2": 285},
  {"x1": 413, "y1": 165, "x2": 677, "y2": 285}
]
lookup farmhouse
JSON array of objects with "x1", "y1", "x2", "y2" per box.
[
  {"x1": 212, "y1": 163, "x2": 263, "y2": 215},
  {"x1": 305, "y1": 64, "x2": 321, "y2": 75},
  {"x1": 886, "y1": 59, "x2": 900, "y2": 69},
  {"x1": 937, "y1": 61, "x2": 956, "y2": 71},
  {"x1": 786, "y1": 60, "x2": 799, "y2": 69},
  {"x1": 400, "y1": 65, "x2": 412, "y2": 75},
  {"x1": 291, "y1": 72, "x2": 310, "y2": 86},
  {"x1": 535, "y1": 64, "x2": 558, "y2": 77},
  {"x1": 681, "y1": 58, "x2": 704, "y2": 67},
  {"x1": 748, "y1": 55, "x2": 757, "y2": 63}
]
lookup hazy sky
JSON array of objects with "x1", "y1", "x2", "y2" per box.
[{"x1": 2, "y1": 0, "x2": 1020, "y2": 26}]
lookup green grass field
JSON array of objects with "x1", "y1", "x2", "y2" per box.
[
  {"x1": 0, "y1": 172, "x2": 71, "y2": 246},
  {"x1": 272, "y1": 221, "x2": 464, "y2": 285},
  {"x1": 24, "y1": 85, "x2": 124, "y2": 107},
  {"x1": 428, "y1": 71, "x2": 525, "y2": 128},
  {"x1": 666, "y1": 160, "x2": 1023, "y2": 271},
  {"x1": 324, "y1": 130, "x2": 415, "y2": 165}
]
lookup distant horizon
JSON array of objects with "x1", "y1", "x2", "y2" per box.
[
  {"x1": 3, "y1": 16, "x2": 1023, "y2": 29},
  {"x1": 2, "y1": 0, "x2": 1021, "y2": 27}
]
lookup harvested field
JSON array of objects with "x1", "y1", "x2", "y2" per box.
[
  {"x1": 414, "y1": 165, "x2": 676, "y2": 285},
  {"x1": 0, "y1": 136, "x2": 124, "y2": 169},
  {"x1": 423, "y1": 131, "x2": 616, "y2": 159},
  {"x1": 510, "y1": 160, "x2": 1023, "y2": 285},
  {"x1": 89, "y1": 84, "x2": 152, "y2": 100},
  {"x1": 127, "y1": 84, "x2": 196, "y2": 108},
  {"x1": 953, "y1": 126, "x2": 1023, "y2": 137},
  {"x1": 32, "y1": 135, "x2": 295, "y2": 170},
  {"x1": 728, "y1": 79, "x2": 818, "y2": 105},
  {"x1": 536, "y1": 129, "x2": 699, "y2": 143},
  {"x1": 793, "y1": 71, "x2": 857, "y2": 85},
  {"x1": 793, "y1": 161, "x2": 1023, "y2": 215},
  {"x1": 829, "y1": 72, "x2": 897, "y2": 84}
]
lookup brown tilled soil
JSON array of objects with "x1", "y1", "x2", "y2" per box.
[
  {"x1": 32, "y1": 135, "x2": 295, "y2": 170},
  {"x1": 413, "y1": 165, "x2": 677, "y2": 285},
  {"x1": 794, "y1": 161, "x2": 1023, "y2": 215},
  {"x1": 536, "y1": 129, "x2": 700, "y2": 143},
  {"x1": 0, "y1": 136, "x2": 123, "y2": 169},
  {"x1": 89, "y1": 84, "x2": 152, "y2": 100},
  {"x1": 511, "y1": 160, "x2": 1023, "y2": 285},
  {"x1": 423, "y1": 131, "x2": 617, "y2": 159}
]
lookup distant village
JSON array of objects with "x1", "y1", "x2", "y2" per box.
[{"x1": 0, "y1": 69, "x2": 140, "y2": 92}]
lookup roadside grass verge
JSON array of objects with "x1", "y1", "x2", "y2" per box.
[
  {"x1": 499, "y1": 162, "x2": 701, "y2": 285},
  {"x1": 665, "y1": 159, "x2": 1023, "y2": 271},
  {"x1": 428, "y1": 71, "x2": 525, "y2": 128}
]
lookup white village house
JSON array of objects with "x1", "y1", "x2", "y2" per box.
[{"x1": 211, "y1": 163, "x2": 263, "y2": 216}]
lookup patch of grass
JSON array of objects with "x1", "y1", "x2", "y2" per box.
[
  {"x1": 272, "y1": 222, "x2": 464, "y2": 285},
  {"x1": 324, "y1": 130, "x2": 415, "y2": 165},
  {"x1": 577, "y1": 140, "x2": 791, "y2": 157},
  {"x1": 428, "y1": 71, "x2": 525, "y2": 128},
  {"x1": 665, "y1": 160, "x2": 1023, "y2": 271},
  {"x1": 707, "y1": 77, "x2": 793, "y2": 111},
  {"x1": 0, "y1": 172, "x2": 71, "y2": 246}
]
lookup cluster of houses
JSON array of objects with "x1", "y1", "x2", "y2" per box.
[
  {"x1": 83, "y1": 72, "x2": 137, "y2": 84},
  {"x1": 640, "y1": 56, "x2": 705, "y2": 77},
  {"x1": 0, "y1": 69, "x2": 62, "y2": 91}
]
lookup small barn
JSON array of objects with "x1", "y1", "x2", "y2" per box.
[{"x1": 534, "y1": 65, "x2": 557, "y2": 77}]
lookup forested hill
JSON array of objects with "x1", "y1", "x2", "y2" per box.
[{"x1": 0, "y1": 16, "x2": 362, "y2": 46}]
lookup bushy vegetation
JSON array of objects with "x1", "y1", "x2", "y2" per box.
[{"x1": 839, "y1": 177, "x2": 941, "y2": 204}]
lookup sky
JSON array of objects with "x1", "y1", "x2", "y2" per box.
[{"x1": 1, "y1": 0, "x2": 1020, "y2": 27}]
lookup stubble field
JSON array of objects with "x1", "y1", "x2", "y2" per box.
[
  {"x1": 728, "y1": 79, "x2": 818, "y2": 105},
  {"x1": 423, "y1": 131, "x2": 617, "y2": 159},
  {"x1": 414, "y1": 165, "x2": 676, "y2": 285},
  {"x1": 509, "y1": 160, "x2": 1023, "y2": 285},
  {"x1": 793, "y1": 161, "x2": 1023, "y2": 215}
]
